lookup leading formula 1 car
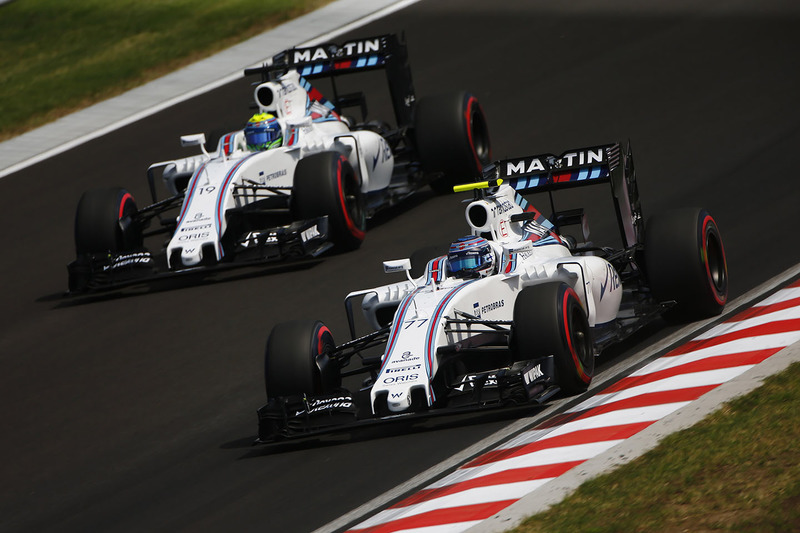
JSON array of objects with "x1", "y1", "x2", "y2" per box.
[
  {"x1": 67, "y1": 34, "x2": 490, "y2": 293},
  {"x1": 256, "y1": 141, "x2": 728, "y2": 442}
]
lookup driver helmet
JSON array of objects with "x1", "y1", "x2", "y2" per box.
[
  {"x1": 244, "y1": 112, "x2": 282, "y2": 151},
  {"x1": 447, "y1": 236, "x2": 495, "y2": 278}
]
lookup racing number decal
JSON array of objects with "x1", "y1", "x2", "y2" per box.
[{"x1": 403, "y1": 319, "x2": 428, "y2": 329}]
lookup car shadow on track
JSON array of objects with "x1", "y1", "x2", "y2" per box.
[{"x1": 40, "y1": 257, "x2": 324, "y2": 308}]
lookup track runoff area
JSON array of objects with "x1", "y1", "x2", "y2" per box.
[{"x1": 320, "y1": 265, "x2": 800, "y2": 533}]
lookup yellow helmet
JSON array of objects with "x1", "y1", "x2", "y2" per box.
[{"x1": 245, "y1": 113, "x2": 282, "y2": 151}]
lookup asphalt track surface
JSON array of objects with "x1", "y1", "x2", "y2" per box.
[{"x1": 1, "y1": 1, "x2": 799, "y2": 532}]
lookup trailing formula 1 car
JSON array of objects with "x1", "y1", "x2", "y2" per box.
[
  {"x1": 256, "y1": 141, "x2": 729, "y2": 442},
  {"x1": 67, "y1": 34, "x2": 491, "y2": 293}
]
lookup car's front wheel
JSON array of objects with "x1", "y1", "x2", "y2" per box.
[
  {"x1": 264, "y1": 320, "x2": 341, "y2": 399},
  {"x1": 291, "y1": 151, "x2": 365, "y2": 251},
  {"x1": 74, "y1": 187, "x2": 142, "y2": 255},
  {"x1": 512, "y1": 282, "x2": 594, "y2": 395}
]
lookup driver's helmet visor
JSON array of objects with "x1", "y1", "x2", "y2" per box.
[{"x1": 449, "y1": 250, "x2": 489, "y2": 274}]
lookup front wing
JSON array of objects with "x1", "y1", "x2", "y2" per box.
[
  {"x1": 67, "y1": 217, "x2": 331, "y2": 294},
  {"x1": 255, "y1": 356, "x2": 560, "y2": 443}
]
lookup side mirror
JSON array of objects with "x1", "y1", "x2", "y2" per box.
[
  {"x1": 383, "y1": 259, "x2": 411, "y2": 274},
  {"x1": 180, "y1": 133, "x2": 208, "y2": 157},
  {"x1": 180, "y1": 133, "x2": 206, "y2": 147},
  {"x1": 383, "y1": 258, "x2": 417, "y2": 287}
]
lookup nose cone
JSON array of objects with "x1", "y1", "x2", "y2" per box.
[
  {"x1": 181, "y1": 246, "x2": 204, "y2": 266},
  {"x1": 387, "y1": 389, "x2": 412, "y2": 412}
]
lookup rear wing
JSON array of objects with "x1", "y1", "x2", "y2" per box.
[
  {"x1": 463, "y1": 142, "x2": 642, "y2": 248},
  {"x1": 496, "y1": 143, "x2": 620, "y2": 193},
  {"x1": 244, "y1": 34, "x2": 416, "y2": 128}
]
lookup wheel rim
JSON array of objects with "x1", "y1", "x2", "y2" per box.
[
  {"x1": 562, "y1": 287, "x2": 593, "y2": 384},
  {"x1": 343, "y1": 175, "x2": 364, "y2": 229},
  {"x1": 569, "y1": 308, "x2": 593, "y2": 371}
]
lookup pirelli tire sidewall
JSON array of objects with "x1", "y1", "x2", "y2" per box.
[
  {"x1": 644, "y1": 207, "x2": 728, "y2": 320},
  {"x1": 512, "y1": 282, "x2": 594, "y2": 395},
  {"x1": 292, "y1": 151, "x2": 365, "y2": 251},
  {"x1": 74, "y1": 187, "x2": 142, "y2": 255},
  {"x1": 264, "y1": 320, "x2": 341, "y2": 399},
  {"x1": 414, "y1": 91, "x2": 491, "y2": 194}
]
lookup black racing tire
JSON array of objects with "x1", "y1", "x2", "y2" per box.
[
  {"x1": 291, "y1": 151, "x2": 366, "y2": 251},
  {"x1": 264, "y1": 320, "x2": 341, "y2": 399},
  {"x1": 644, "y1": 208, "x2": 728, "y2": 320},
  {"x1": 74, "y1": 187, "x2": 142, "y2": 255},
  {"x1": 512, "y1": 282, "x2": 594, "y2": 395},
  {"x1": 414, "y1": 91, "x2": 491, "y2": 194}
]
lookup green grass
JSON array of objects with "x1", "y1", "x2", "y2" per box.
[
  {"x1": 0, "y1": 0, "x2": 332, "y2": 141},
  {"x1": 511, "y1": 361, "x2": 800, "y2": 533}
]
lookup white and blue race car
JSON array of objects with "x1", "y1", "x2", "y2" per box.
[
  {"x1": 256, "y1": 142, "x2": 728, "y2": 441},
  {"x1": 67, "y1": 34, "x2": 490, "y2": 292}
]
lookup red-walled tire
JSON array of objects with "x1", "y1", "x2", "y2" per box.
[
  {"x1": 512, "y1": 282, "x2": 593, "y2": 395},
  {"x1": 414, "y1": 91, "x2": 491, "y2": 194},
  {"x1": 645, "y1": 208, "x2": 728, "y2": 320},
  {"x1": 264, "y1": 320, "x2": 340, "y2": 399},
  {"x1": 74, "y1": 187, "x2": 142, "y2": 255},
  {"x1": 292, "y1": 151, "x2": 365, "y2": 251}
]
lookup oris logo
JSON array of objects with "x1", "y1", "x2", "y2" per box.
[
  {"x1": 178, "y1": 232, "x2": 210, "y2": 242},
  {"x1": 382, "y1": 373, "x2": 419, "y2": 384}
]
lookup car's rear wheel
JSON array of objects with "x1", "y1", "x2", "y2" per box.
[
  {"x1": 264, "y1": 320, "x2": 341, "y2": 399},
  {"x1": 74, "y1": 187, "x2": 142, "y2": 255},
  {"x1": 291, "y1": 151, "x2": 365, "y2": 251},
  {"x1": 414, "y1": 91, "x2": 491, "y2": 194},
  {"x1": 644, "y1": 208, "x2": 728, "y2": 320},
  {"x1": 512, "y1": 282, "x2": 594, "y2": 395}
]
